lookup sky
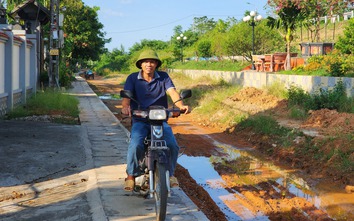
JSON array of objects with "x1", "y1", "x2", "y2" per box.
[{"x1": 82, "y1": 0, "x2": 270, "y2": 52}]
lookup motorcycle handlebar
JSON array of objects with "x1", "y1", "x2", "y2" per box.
[
  {"x1": 124, "y1": 107, "x2": 185, "y2": 119},
  {"x1": 169, "y1": 108, "x2": 181, "y2": 118}
]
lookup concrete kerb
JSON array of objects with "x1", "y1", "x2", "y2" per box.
[{"x1": 79, "y1": 123, "x2": 107, "y2": 221}]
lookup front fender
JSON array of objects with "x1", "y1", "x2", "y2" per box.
[{"x1": 157, "y1": 150, "x2": 168, "y2": 164}]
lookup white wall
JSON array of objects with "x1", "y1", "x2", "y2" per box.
[
  {"x1": 168, "y1": 69, "x2": 354, "y2": 97},
  {"x1": 26, "y1": 46, "x2": 30, "y2": 87},
  {"x1": 0, "y1": 43, "x2": 4, "y2": 94},
  {"x1": 12, "y1": 45, "x2": 20, "y2": 90}
]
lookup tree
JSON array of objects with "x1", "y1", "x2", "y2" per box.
[
  {"x1": 129, "y1": 39, "x2": 168, "y2": 54},
  {"x1": 225, "y1": 20, "x2": 283, "y2": 62},
  {"x1": 62, "y1": 1, "x2": 109, "y2": 68},
  {"x1": 296, "y1": 0, "x2": 349, "y2": 42},
  {"x1": 190, "y1": 16, "x2": 216, "y2": 35},
  {"x1": 197, "y1": 40, "x2": 212, "y2": 58},
  {"x1": 207, "y1": 18, "x2": 236, "y2": 60},
  {"x1": 171, "y1": 26, "x2": 197, "y2": 61},
  {"x1": 267, "y1": 0, "x2": 306, "y2": 70},
  {"x1": 95, "y1": 46, "x2": 129, "y2": 74},
  {"x1": 267, "y1": 0, "x2": 350, "y2": 70},
  {"x1": 335, "y1": 18, "x2": 354, "y2": 54}
]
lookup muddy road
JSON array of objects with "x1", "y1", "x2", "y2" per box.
[{"x1": 87, "y1": 75, "x2": 353, "y2": 221}]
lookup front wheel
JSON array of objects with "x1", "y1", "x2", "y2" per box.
[{"x1": 154, "y1": 162, "x2": 168, "y2": 221}]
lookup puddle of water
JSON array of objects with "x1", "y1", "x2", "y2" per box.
[
  {"x1": 98, "y1": 94, "x2": 120, "y2": 100},
  {"x1": 178, "y1": 140, "x2": 353, "y2": 220},
  {"x1": 178, "y1": 155, "x2": 257, "y2": 220},
  {"x1": 301, "y1": 129, "x2": 319, "y2": 137}
]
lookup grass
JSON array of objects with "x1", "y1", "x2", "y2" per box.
[
  {"x1": 280, "y1": 68, "x2": 330, "y2": 76},
  {"x1": 263, "y1": 81, "x2": 288, "y2": 99},
  {"x1": 5, "y1": 90, "x2": 80, "y2": 124},
  {"x1": 238, "y1": 115, "x2": 290, "y2": 136},
  {"x1": 288, "y1": 106, "x2": 308, "y2": 120},
  {"x1": 170, "y1": 72, "x2": 243, "y2": 126},
  {"x1": 296, "y1": 135, "x2": 354, "y2": 173}
]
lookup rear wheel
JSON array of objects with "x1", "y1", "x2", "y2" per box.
[{"x1": 154, "y1": 162, "x2": 167, "y2": 221}]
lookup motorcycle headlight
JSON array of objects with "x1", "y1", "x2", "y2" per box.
[
  {"x1": 132, "y1": 110, "x2": 148, "y2": 118},
  {"x1": 149, "y1": 109, "x2": 167, "y2": 120}
]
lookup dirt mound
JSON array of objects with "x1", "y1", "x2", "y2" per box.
[
  {"x1": 225, "y1": 87, "x2": 284, "y2": 114},
  {"x1": 302, "y1": 109, "x2": 354, "y2": 135}
]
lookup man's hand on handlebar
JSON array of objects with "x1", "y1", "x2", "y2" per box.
[
  {"x1": 121, "y1": 106, "x2": 131, "y2": 116},
  {"x1": 179, "y1": 105, "x2": 190, "y2": 114}
]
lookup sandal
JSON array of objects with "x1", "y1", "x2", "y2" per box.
[
  {"x1": 170, "y1": 176, "x2": 179, "y2": 188},
  {"x1": 124, "y1": 179, "x2": 135, "y2": 191}
]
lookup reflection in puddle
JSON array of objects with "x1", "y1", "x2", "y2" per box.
[
  {"x1": 98, "y1": 94, "x2": 119, "y2": 100},
  {"x1": 178, "y1": 154, "x2": 269, "y2": 220},
  {"x1": 178, "y1": 141, "x2": 329, "y2": 220},
  {"x1": 275, "y1": 177, "x2": 320, "y2": 207},
  {"x1": 178, "y1": 155, "x2": 256, "y2": 220}
]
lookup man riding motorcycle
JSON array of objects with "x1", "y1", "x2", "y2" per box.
[{"x1": 121, "y1": 49, "x2": 190, "y2": 191}]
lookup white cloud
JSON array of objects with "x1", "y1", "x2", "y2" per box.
[{"x1": 101, "y1": 8, "x2": 124, "y2": 17}]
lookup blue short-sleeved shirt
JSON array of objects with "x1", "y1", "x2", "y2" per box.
[{"x1": 124, "y1": 71, "x2": 175, "y2": 111}]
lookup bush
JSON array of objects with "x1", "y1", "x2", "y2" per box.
[
  {"x1": 335, "y1": 18, "x2": 354, "y2": 55},
  {"x1": 100, "y1": 68, "x2": 111, "y2": 76},
  {"x1": 321, "y1": 51, "x2": 345, "y2": 77},
  {"x1": 287, "y1": 81, "x2": 353, "y2": 113},
  {"x1": 287, "y1": 85, "x2": 312, "y2": 107},
  {"x1": 303, "y1": 51, "x2": 353, "y2": 77},
  {"x1": 342, "y1": 54, "x2": 354, "y2": 76},
  {"x1": 311, "y1": 80, "x2": 347, "y2": 110}
]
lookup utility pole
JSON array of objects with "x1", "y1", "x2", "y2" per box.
[{"x1": 49, "y1": 0, "x2": 60, "y2": 88}]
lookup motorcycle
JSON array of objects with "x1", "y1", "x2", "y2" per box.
[
  {"x1": 120, "y1": 89, "x2": 192, "y2": 221},
  {"x1": 85, "y1": 69, "x2": 94, "y2": 80}
]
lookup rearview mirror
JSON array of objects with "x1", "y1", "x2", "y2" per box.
[
  {"x1": 180, "y1": 89, "x2": 192, "y2": 100},
  {"x1": 120, "y1": 90, "x2": 134, "y2": 99}
]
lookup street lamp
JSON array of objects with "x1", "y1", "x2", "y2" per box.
[
  {"x1": 243, "y1": 11, "x2": 262, "y2": 70},
  {"x1": 176, "y1": 33, "x2": 187, "y2": 62}
]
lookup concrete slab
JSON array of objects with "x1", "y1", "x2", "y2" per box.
[{"x1": 0, "y1": 76, "x2": 208, "y2": 221}]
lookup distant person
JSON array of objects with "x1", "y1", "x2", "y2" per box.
[
  {"x1": 85, "y1": 69, "x2": 94, "y2": 80},
  {"x1": 121, "y1": 49, "x2": 190, "y2": 191}
]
